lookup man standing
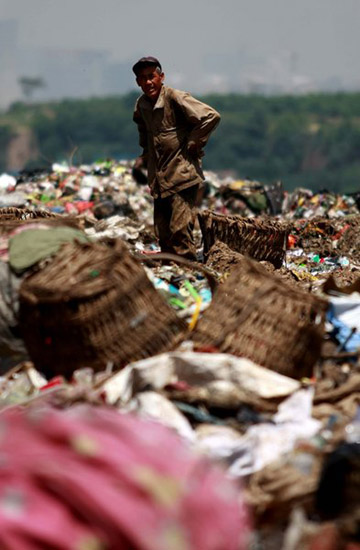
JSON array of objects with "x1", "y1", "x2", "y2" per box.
[{"x1": 132, "y1": 56, "x2": 220, "y2": 260}]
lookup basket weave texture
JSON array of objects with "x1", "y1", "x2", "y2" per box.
[
  {"x1": 0, "y1": 213, "x2": 81, "y2": 238},
  {"x1": 0, "y1": 207, "x2": 57, "y2": 220},
  {"x1": 199, "y1": 210, "x2": 289, "y2": 268},
  {"x1": 192, "y1": 257, "x2": 328, "y2": 379},
  {"x1": 19, "y1": 239, "x2": 186, "y2": 377}
]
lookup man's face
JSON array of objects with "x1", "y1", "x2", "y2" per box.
[{"x1": 136, "y1": 66, "x2": 164, "y2": 102}]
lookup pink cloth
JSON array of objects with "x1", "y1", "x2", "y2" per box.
[{"x1": 0, "y1": 405, "x2": 250, "y2": 550}]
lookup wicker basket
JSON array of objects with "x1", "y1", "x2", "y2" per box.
[
  {"x1": 0, "y1": 215, "x2": 82, "y2": 239},
  {"x1": 192, "y1": 256, "x2": 328, "y2": 379},
  {"x1": 199, "y1": 210, "x2": 288, "y2": 268},
  {"x1": 0, "y1": 207, "x2": 58, "y2": 221},
  {"x1": 19, "y1": 239, "x2": 186, "y2": 378}
]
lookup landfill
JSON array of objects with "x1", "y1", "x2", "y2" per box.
[{"x1": 0, "y1": 160, "x2": 359, "y2": 549}]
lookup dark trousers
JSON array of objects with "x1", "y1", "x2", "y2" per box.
[{"x1": 153, "y1": 185, "x2": 200, "y2": 260}]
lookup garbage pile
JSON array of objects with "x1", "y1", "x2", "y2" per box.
[
  {"x1": 0, "y1": 161, "x2": 359, "y2": 549},
  {"x1": 283, "y1": 188, "x2": 360, "y2": 220}
]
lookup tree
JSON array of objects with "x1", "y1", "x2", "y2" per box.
[{"x1": 18, "y1": 77, "x2": 46, "y2": 103}]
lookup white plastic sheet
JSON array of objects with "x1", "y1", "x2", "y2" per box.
[
  {"x1": 123, "y1": 391, "x2": 195, "y2": 442},
  {"x1": 102, "y1": 353, "x2": 319, "y2": 479},
  {"x1": 103, "y1": 351, "x2": 301, "y2": 406},
  {"x1": 329, "y1": 293, "x2": 360, "y2": 331},
  {"x1": 197, "y1": 388, "x2": 321, "y2": 477}
]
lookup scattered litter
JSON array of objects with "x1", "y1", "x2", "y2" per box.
[{"x1": 0, "y1": 161, "x2": 358, "y2": 547}]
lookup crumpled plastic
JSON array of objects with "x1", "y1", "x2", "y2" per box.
[
  {"x1": 102, "y1": 351, "x2": 301, "y2": 406},
  {"x1": 101, "y1": 352, "x2": 318, "y2": 479},
  {"x1": 327, "y1": 293, "x2": 360, "y2": 352},
  {"x1": 197, "y1": 388, "x2": 321, "y2": 477}
]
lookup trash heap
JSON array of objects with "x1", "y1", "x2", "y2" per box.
[{"x1": 0, "y1": 162, "x2": 359, "y2": 549}]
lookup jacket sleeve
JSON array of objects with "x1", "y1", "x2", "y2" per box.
[
  {"x1": 172, "y1": 90, "x2": 221, "y2": 155},
  {"x1": 133, "y1": 100, "x2": 148, "y2": 165}
]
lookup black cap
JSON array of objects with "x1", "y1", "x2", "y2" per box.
[{"x1": 132, "y1": 56, "x2": 162, "y2": 76}]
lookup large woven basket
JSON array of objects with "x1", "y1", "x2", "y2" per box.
[
  {"x1": 19, "y1": 239, "x2": 186, "y2": 377},
  {"x1": 0, "y1": 207, "x2": 57, "y2": 221},
  {"x1": 192, "y1": 257, "x2": 327, "y2": 379},
  {"x1": 0, "y1": 215, "x2": 82, "y2": 239},
  {"x1": 199, "y1": 210, "x2": 288, "y2": 268}
]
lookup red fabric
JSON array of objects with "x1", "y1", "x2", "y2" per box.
[
  {"x1": 0, "y1": 405, "x2": 249, "y2": 550},
  {"x1": 74, "y1": 201, "x2": 94, "y2": 213}
]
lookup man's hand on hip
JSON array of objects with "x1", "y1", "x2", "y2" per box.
[{"x1": 134, "y1": 156, "x2": 146, "y2": 170}]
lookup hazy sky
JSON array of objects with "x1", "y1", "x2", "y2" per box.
[{"x1": 2, "y1": 0, "x2": 360, "y2": 90}]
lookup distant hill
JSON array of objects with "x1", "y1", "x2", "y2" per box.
[{"x1": 2, "y1": 91, "x2": 360, "y2": 193}]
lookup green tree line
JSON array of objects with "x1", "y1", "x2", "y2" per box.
[{"x1": 4, "y1": 91, "x2": 360, "y2": 192}]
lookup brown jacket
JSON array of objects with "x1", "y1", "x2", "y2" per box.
[{"x1": 133, "y1": 85, "x2": 220, "y2": 198}]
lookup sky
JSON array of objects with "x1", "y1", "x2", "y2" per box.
[{"x1": 1, "y1": 0, "x2": 360, "y2": 97}]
